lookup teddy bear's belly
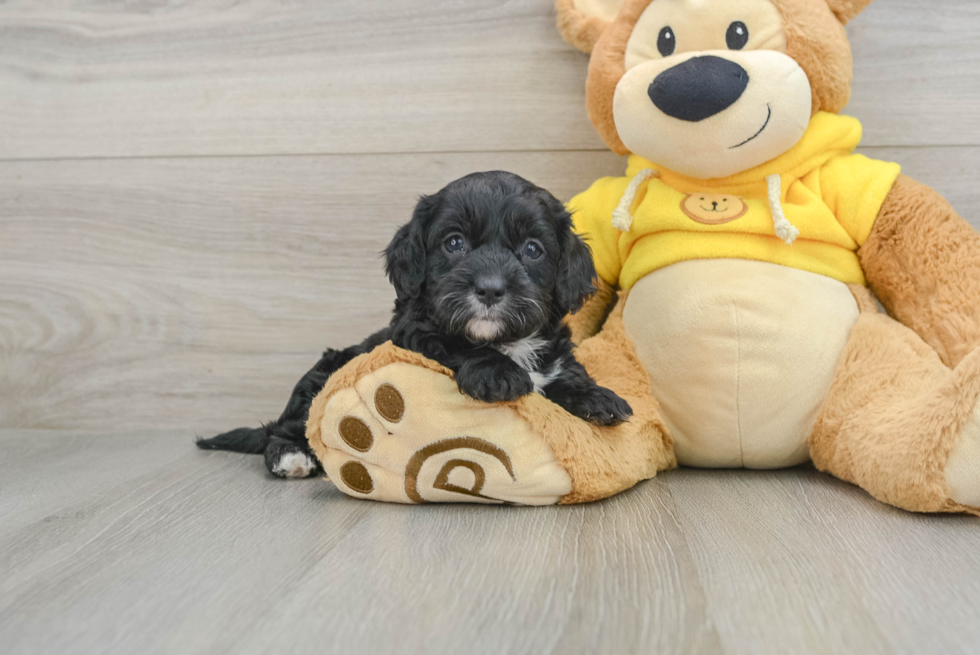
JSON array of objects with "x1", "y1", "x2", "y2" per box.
[{"x1": 622, "y1": 259, "x2": 860, "y2": 469}]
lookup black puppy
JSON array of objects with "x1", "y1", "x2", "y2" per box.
[{"x1": 197, "y1": 171, "x2": 632, "y2": 478}]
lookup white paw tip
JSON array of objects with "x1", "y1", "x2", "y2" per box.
[{"x1": 273, "y1": 452, "x2": 316, "y2": 479}]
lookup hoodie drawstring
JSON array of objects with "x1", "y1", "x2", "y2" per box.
[
  {"x1": 766, "y1": 174, "x2": 799, "y2": 245},
  {"x1": 611, "y1": 168, "x2": 658, "y2": 232},
  {"x1": 611, "y1": 169, "x2": 799, "y2": 246}
]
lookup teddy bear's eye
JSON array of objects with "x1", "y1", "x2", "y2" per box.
[
  {"x1": 657, "y1": 27, "x2": 676, "y2": 57},
  {"x1": 726, "y1": 21, "x2": 749, "y2": 50}
]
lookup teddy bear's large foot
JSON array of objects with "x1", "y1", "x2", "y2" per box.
[
  {"x1": 308, "y1": 356, "x2": 573, "y2": 505},
  {"x1": 810, "y1": 293, "x2": 980, "y2": 517}
]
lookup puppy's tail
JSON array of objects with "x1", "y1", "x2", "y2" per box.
[{"x1": 196, "y1": 426, "x2": 268, "y2": 454}]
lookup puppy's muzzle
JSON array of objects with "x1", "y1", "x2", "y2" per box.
[{"x1": 648, "y1": 55, "x2": 749, "y2": 122}]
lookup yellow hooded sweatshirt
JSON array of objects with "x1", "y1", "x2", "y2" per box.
[{"x1": 569, "y1": 112, "x2": 902, "y2": 290}]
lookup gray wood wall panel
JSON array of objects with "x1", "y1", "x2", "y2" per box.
[
  {"x1": 0, "y1": 150, "x2": 625, "y2": 430},
  {"x1": 1, "y1": 0, "x2": 978, "y2": 160}
]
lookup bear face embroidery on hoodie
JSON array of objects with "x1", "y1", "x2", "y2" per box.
[{"x1": 681, "y1": 193, "x2": 749, "y2": 225}]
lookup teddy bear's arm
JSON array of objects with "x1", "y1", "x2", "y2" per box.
[{"x1": 859, "y1": 174, "x2": 980, "y2": 369}]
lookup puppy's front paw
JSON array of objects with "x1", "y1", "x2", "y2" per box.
[
  {"x1": 567, "y1": 386, "x2": 633, "y2": 426},
  {"x1": 456, "y1": 359, "x2": 534, "y2": 403}
]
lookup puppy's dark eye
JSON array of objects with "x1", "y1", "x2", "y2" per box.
[
  {"x1": 657, "y1": 27, "x2": 676, "y2": 57},
  {"x1": 522, "y1": 241, "x2": 544, "y2": 260},
  {"x1": 726, "y1": 21, "x2": 749, "y2": 50},
  {"x1": 444, "y1": 234, "x2": 467, "y2": 254}
]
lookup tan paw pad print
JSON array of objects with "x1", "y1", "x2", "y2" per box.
[{"x1": 311, "y1": 362, "x2": 572, "y2": 505}]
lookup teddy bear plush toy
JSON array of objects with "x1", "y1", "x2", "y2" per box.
[{"x1": 305, "y1": 0, "x2": 980, "y2": 516}]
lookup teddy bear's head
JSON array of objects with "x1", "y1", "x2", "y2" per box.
[{"x1": 557, "y1": 0, "x2": 873, "y2": 179}]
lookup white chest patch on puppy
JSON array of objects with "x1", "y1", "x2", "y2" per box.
[
  {"x1": 495, "y1": 335, "x2": 561, "y2": 394},
  {"x1": 497, "y1": 334, "x2": 547, "y2": 371}
]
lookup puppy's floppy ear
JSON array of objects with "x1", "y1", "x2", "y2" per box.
[
  {"x1": 555, "y1": 212, "x2": 598, "y2": 316},
  {"x1": 535, "y1": 188, "x2": 597, "y2": 314},
  {"x1": 384, "y1": 194, "x2": 437, "y2": 302}
]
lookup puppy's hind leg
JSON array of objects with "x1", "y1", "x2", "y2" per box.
[
  {"x1": 265, "y1": 420, "x2": 320, "y2": 479},
  {"x1": 262, "y1": 330, "x2": 393, "y2": 478},
  {"x1": 199, "y1": 328, "x2": 393, "y2": 477}
]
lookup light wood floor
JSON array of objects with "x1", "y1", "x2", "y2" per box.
[{"x1": 2, "y1": 1, "x2": 980, "y2": 653}]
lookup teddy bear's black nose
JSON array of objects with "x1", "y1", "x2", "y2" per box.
[{"x1": 648, "y1": 55, "x2": 749, "y2": 122}]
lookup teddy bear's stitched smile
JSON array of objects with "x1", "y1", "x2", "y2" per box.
[{"x1": 730, "y1": 103, "x2": 773, "y2": 149}]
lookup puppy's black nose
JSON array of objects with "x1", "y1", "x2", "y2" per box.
[
  {"x1": 474, "y1": 276, "x2": 506, "y2": 306},
  {"x1": 648, "y1": 55, "x2": 749, "y2": 122}
]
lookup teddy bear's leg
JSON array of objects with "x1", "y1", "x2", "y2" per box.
[
  {"x1": 306, "y1": 294, "x2": 676, "y2": 505},
  {"x1": 809, "y1": 287, "x2": 980, "y2": 516}
]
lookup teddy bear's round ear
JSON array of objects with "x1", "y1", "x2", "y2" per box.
[
  {"x1": 555, "y1": 0, "x2": 627, "y2": 53},
  {"x1": 823, "y1": 0, "x2": 874, "y2": 25}
]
